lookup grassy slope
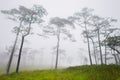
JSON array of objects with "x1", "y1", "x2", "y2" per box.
[{"x1": 0, "y1": 65, "x2": 120, "y2": 80}]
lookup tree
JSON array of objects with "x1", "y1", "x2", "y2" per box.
[
  {"x1": 69, "y1": 7, "x2": 94, "y2": 65},
  {"x1": 15, "y1": 5, "x2": 47, "y2": 73},
  {"x1": 1, "y1": 7, "x2": 27, "y2": 75},
  {"x1": 99, "y1": 17, "x2": 117, "y2": 64},
  {"x1": 91, "y1": 16, "x2": 117, "y2": 64},
  {"x1": 90, "y1": 15, "x2": 107, "y2": 64},
  {"x1": 88, "y1": 32, "x2": 98, "y2": 64},
  {"x1": 82, "y1": 30, "x2": 98, "y2": 64},
  {"x1": 43, "y1": 17, "x2": 74, "y2": 69},
  {"x1": 1, "y1": 5, "x2": 47, "y2": 74},
  {"x1": 102, "y1": 28, "x2": 117, "y2": 64}
]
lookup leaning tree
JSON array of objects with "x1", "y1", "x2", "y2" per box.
[
  {"x1": 1, "y1": 6, "x2": 28, "y2": 74},
  {"x1": 1, "y1": 5, "x2": 47, "y2": 74},
  {"x1": 15, "y1": 5, "x2": 47, "y2": 73}
]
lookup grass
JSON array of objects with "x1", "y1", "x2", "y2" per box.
[{"x1": 0, "y1": 65, "x2": 120, "y2": 80}]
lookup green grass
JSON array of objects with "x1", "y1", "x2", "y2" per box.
[{"x1": 0, "y1": 65, "x2": 120, "y2": 80}]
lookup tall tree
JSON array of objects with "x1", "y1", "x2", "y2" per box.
[
  {"x1": 15, "y1": 5, "x2": 47, "y2": 73},
  {"x1": 91, "y1": 16, "x2": 117, "y2": 64},
  {"x1": 43, "y1": 17, "x2": 74, "y2": 69},
  {"x1": 90, "y1": 15, "x2": 105, "y2": 64},
  {"x1": 102, "y1": 28, "x2": 117, "y2": 64},
  {"x1": 100, "y1": 18, "x2": 117, "y2": 64},
  {"x1": 69, "y1": 7, "x2": 94, "y2": 65},
  {"x1": 82, "y1": 30, "x2": 98, "y2": 64},
  {"x1": 1, "y1": 7, "x2": 27, "y2": 74},
  {"x1": 1, "y1": 5, "x2": 47, "y2": 74}
]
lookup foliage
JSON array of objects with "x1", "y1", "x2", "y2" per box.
[{"x1": 106, "y1": 36, "x2": 120, "y2": 47}]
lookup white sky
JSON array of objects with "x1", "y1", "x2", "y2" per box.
[{"x1": 0, "y1": 0, "x2": 120, "y2": 66}]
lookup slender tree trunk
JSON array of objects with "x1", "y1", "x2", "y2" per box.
[
  {"x1": 87, "y1": 37, "x2": 92, "y2": 65},
  {"x1": 104, "y1": 34, "x2": 110, "y2": 65},
  {"x1": 112, "y1": 50, "x2": 118, "y2": 65},
  {"x1": 97, "y1": 29, "x2": 103, "y2": 64},
  {"x1": 104, "y1": 38, "x2": 108, "y2": 65},
  {"x1": 6, "y1": 21, "x2": 22, "y2": 75},
  {"x1": 85, "y1": 24, "x2": 92, "y2": 65},
  {"x1": 15, "y1": 17, "x2": 32, "y2": 73},
  {"x1": 16, "y1": 36, "x2": 25, "y2": 73},
  {"x1": 104, "y1": 43, "x2": 107, "y2": 64},
  {"x1": 90, "y1": 37, "x2": 97, "y2": 65},
  {"x1": 116, "y1": 54, "x2": 120, "y2": 64},
  {"x1": 6, "y1": 34, "x2": 18, "y2": 74},
  {"x1": 114, "y1": 48, "x2": 119, "y2": 64},
  {"x1": 55, "y1": 29, "x2": 60, "y2": 69}
]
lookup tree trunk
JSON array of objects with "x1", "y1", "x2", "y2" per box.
[
  {"x1": 116, "y1": 54, "x2": 120, "y2": 64},
  {"x1": 16, "y1": 17, "x2": 32, "y2": 73},
  {"x1": 6, "y1": 21, "x2": 22, "y2": 75},
  {"x1": 16, "y1": 36, "x2": 25, "y2": 73},
  {"x1": 104, "y1": 34, "x2": 110, "y2": 65},
  {"x1": 97, "y1": 29, "x2": 103, "y2": 64},
  {"x1": 90, "y1": 37, "x2": 97, "y2": 65},
  {"x1": 85, "y1": 25, "x2": 92, "y2": 65},
  {"x1": 104, "y1": 43, "x2": 107, "y2": 64},
  {"x1": 55, "y1": 29, "x2": 60, "y2": 69},
  {"x1": 112, "y1": 50, "x2": 118, "y2": 65}
]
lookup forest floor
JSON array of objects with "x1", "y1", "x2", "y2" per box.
[{"x1": 0, "y1": 65, "x2": 120, "y2": 80}]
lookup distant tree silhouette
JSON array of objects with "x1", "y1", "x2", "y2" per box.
[
  {"x1": 90, "y1": 15, "x2": 117, "y2": 64},
  {"x1": 69, "y1": 7, "x2": 94, "y2": 65},
  {"x1": 42, "y1": 17, "x2": 75, "y2": 69}
]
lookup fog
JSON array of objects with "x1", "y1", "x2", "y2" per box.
[{"x1": 0, "y1": 0, "x2": 120, "y2": 72}]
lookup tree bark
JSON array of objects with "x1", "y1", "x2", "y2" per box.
[
  {"x1": 55, "y1": 28, "x2": 60, "y2": 69},
  {"x1": 16, "y1": 36, "x2": 25, "y2": 73},
  {"x1": 16, "y1": 16, "x2": 32, "y2": 73},
  {"x1": 104, "y1": 42, "x2": 107, "y2": 65},
  {"x1": 116, "y1": 54, "x2": 120, "y2": 64},
  {"x1": 113, "y1": 50, "x2": 118, "y2": 65},
  {"x1": 90, "y1": 37, "x2": 97, "y2": 65},
  {"x1": 97, "y1": 29, "x2": 103, "y2": 64},
  {"x1": 6, "y1": 20, "x2": 22, "y2": 75},
  {"x1": 104, "y1": 34, "x2": 110, "y2": 65},
  {"x1": 85, "y1": 24, "x2": 92, "y2": 65}
]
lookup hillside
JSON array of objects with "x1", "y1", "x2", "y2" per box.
[{"x1": 0, "y1": 65, "x2": 120, "y2": 80}]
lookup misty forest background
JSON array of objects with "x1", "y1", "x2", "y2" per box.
[{"x1": 0, "y1": 0, "x2": 120, "y2": 75}]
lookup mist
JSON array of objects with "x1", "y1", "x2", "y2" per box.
[{"x1": 0, "y1": 0, "x2": 120, "y2": 75}]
